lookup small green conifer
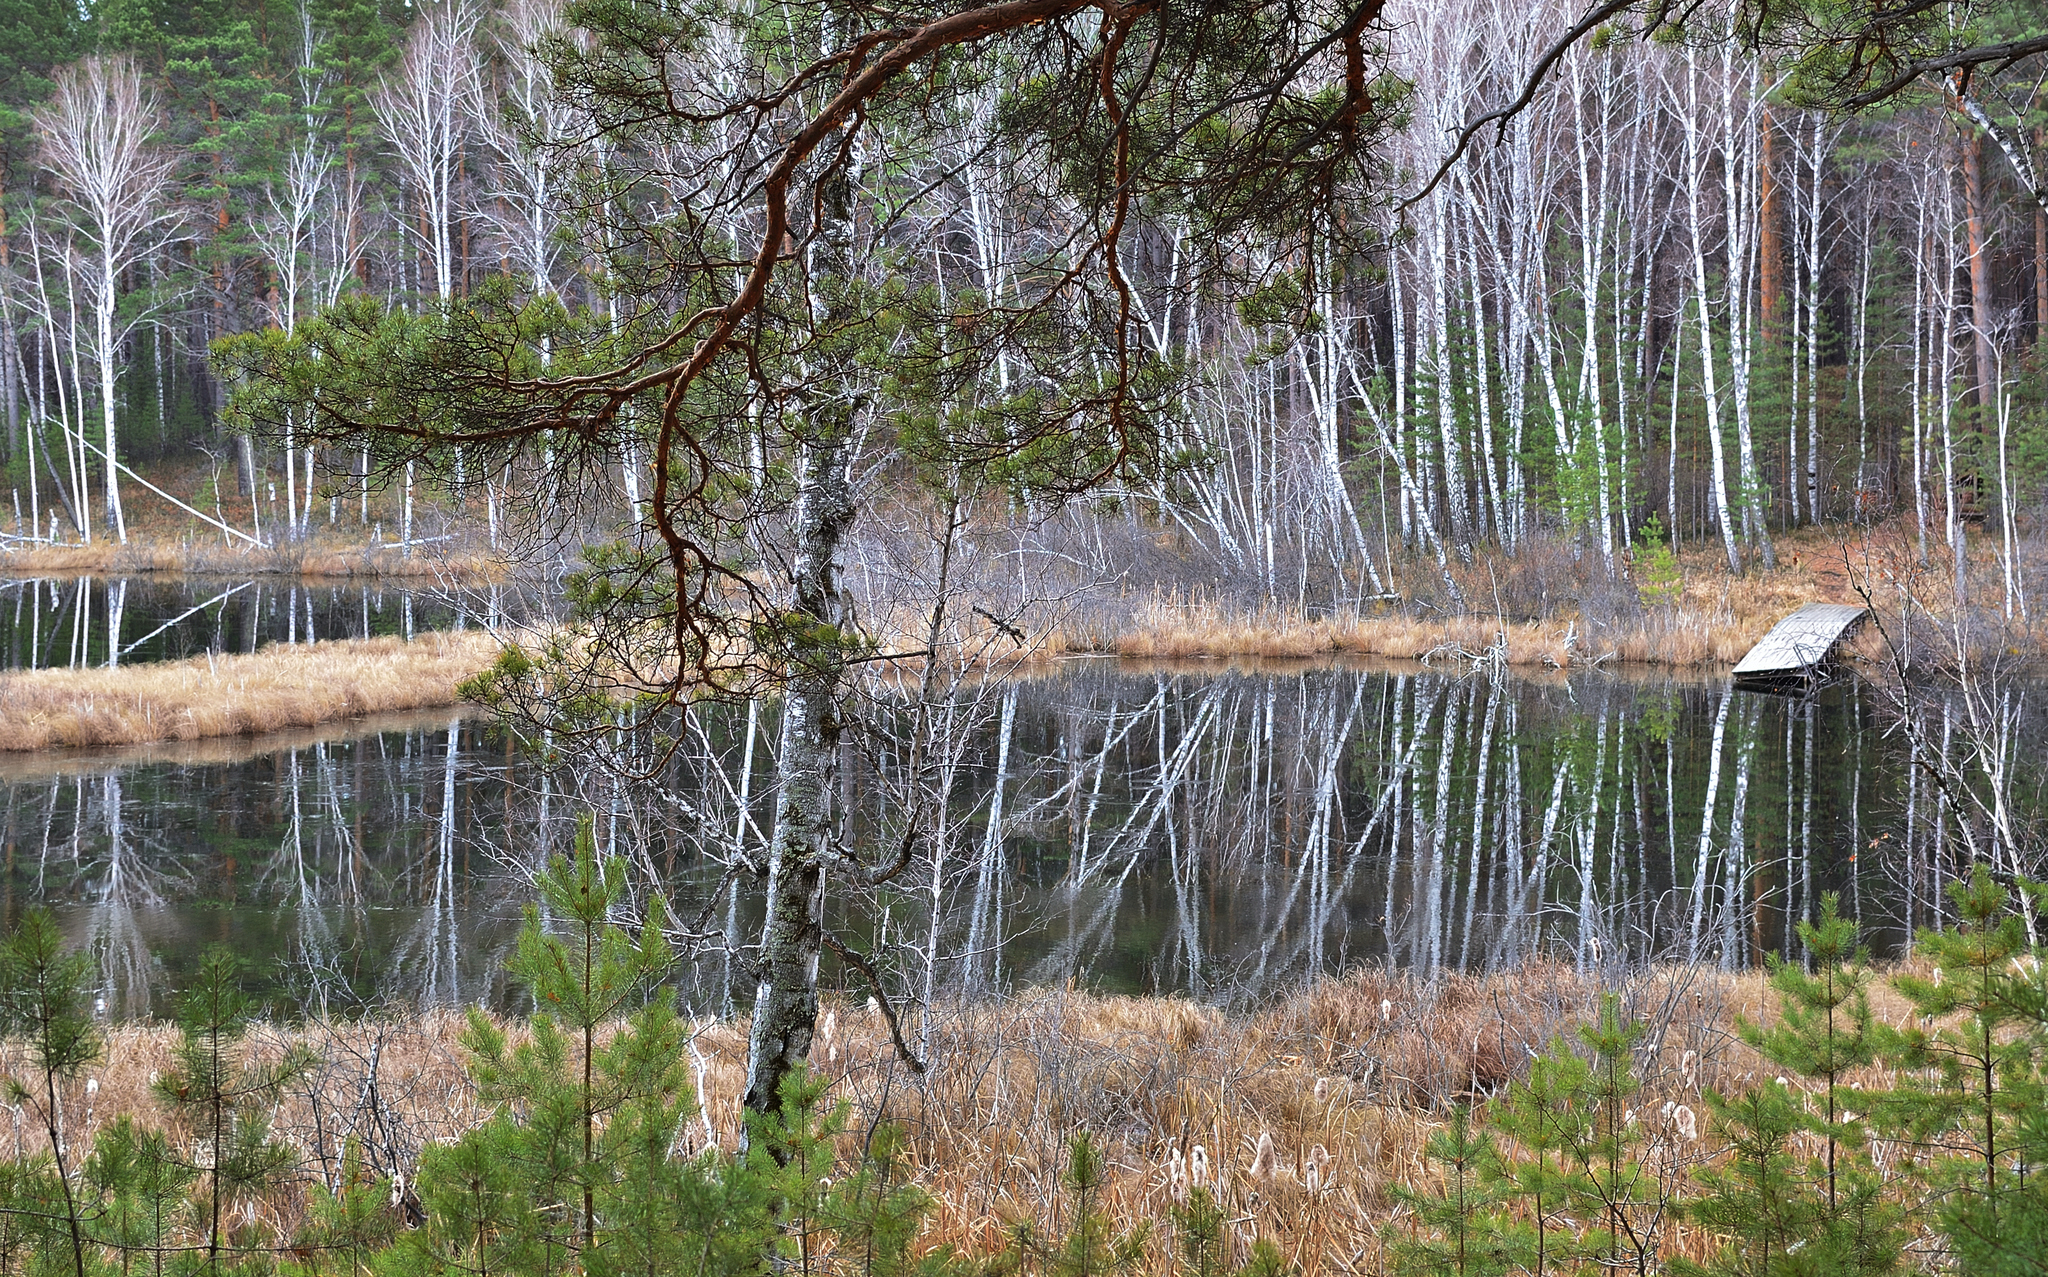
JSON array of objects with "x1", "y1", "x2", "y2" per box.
[
  {"x1": 1878, "y1": 868, "x2": 2042, "y2": 1274},
  {"x1": 1676, "y1": 1082, "x2": 1822, "y2": 1277},
  {"x1": 1489, "y1": 1037, "x2": 1596, "y2": 1276},
  {"x1": 0, "y1": 907, "x2": 105, "y2": 1277},
  {"x1": 153, "y1": 947, "x2": 318, "y2": 1275},
  {"x1": 1632, "y1": 515, "x2": 1683, "y2": 610},
  {"x1": 1388, "y1": 1106, "x2": 1522, "y2": 1277},
  {"x1": 1570, "y1": 995, "x2": 1656, "y2": 1272},
  {"x1": 1743, "y1": 893, "x2": 1877, "y2": 1208},
  {"x1": 999, "y1": 1135, "x2": 1148, "y2": 1277}
]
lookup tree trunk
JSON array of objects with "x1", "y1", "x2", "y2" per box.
[
  {"x1": 1965, "y1": 129, "x2": 1997, "y2": 415},
  {"x1": 2036, "y1": 126, "x2": 2047, "y2": 348},
  {"x1": 742, "y1": 425, "x2": 854, "y2": 1120},
  {"x1": 1758, "y1": 104, "x2": 1783, "y2": 340},
  {"x1": 742, "y1": 106, "x2": 864, "y2": 1123}
]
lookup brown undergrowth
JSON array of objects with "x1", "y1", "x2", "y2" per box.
[
  {"x1": 0, "y1": 961, "x2": 1923, "y2": 1274},
  {"x1": 0, "y1": 630, "x2": 505, "y2": 750},
  {"x1": 1068, "y1": 522, "x2": 2025, "y2": 670}
]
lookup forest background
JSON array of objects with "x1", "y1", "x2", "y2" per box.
[{"x1": 0, "y1": 0, "x2": 2045, "y2": 618}]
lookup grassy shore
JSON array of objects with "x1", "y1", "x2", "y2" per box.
[
  {"x1": 0, "y1": 534, "x2": 507, "y2": 580},
  {"x1": 3, "y1": 963, "x2": 1798, "y2": 1274},
  {"x1": 0, "y1": 630, "x2": 503, "y2": 750},
  {"x1": 1051, "y1": 525, "x2": 1904, "y2": 670},
  {"x1": 0, "y1": 517, "x2": 1995, "y2": 755}
]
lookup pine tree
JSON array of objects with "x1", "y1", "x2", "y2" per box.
[
  {"x1": 0, "y1": 1157, "x2": 62, "y2": 1277},
  {"x1": 1569, "y1": 994, "x2": 1656, "y2": 1274},
  {"x1": 153, "y1": 945, "x2": 317, "y2": 1275},
  {"x1": 589, "y1": 997, "x2": 772, "y2": 1277},
  {"x1": 1631, "y1": 515, "x2": 1683, "y2": 610},
  {"x1": 1742, "y1": 893, "x2": 1879, "y2": 1208},
  {"x1": 1877, "y1": 867, "x2": 2044, "y2": 1275},
  {"x1": 1388, "y1": 1106, "x2": 1523, "y2": 1277},
  {"x1": 998, "y1": 1135, "x2": 1148, "y2": 1277},
  {"x1": 389, "y1": 818, "x2": 674, "y2": 1276},
  {"x1": 808, "y1": 1123, "x2": 940, "y2": 1277},
  {"x1": 383, "y1": 816, "x2": 789, "y2": 1277},
  {"x1": 1732, "y1": 892, "x2": 1903, "y2": 1275},
  {"x1": 1169, "y1": 1187, "x2": 1292, "y2": 1277},
  {"x1": 1676, "y1": 1082, "x2": 1822, "y2": 1277},
  {"x1": 1489, "y1": 1037, "x2": 1596, "y2": 1277},
  {"x1": 1171, "y1": 1188, "x2": 1232, "y2": 1277},
  {"x1": 0, "y1": 0, "x2": 80, "y2": 178},
  {"x1": 80, "y1": 1117, "x2": 194, "y2": 1277},
  {"x1": 0, "y1": 908, "x2": 103, "y2": 1277},
  {"x1": 285, "y1": 1142, "x2": 397, "y2": 1277}
]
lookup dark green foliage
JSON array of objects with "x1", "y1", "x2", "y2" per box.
[
  {"x1": 1676, "y1": 1083, "x2": 1823, "y2": 1277},
  {"x1": 1742, "y1": 893, "x2": 1878, "y2": 1208},
  {"x1": 1878, "y1": 869, "x2": 2036, "y2": 1209},
  {"x1": 1569, "y1": 994, "x2": 1658, "y2": 1272},
  {"x1": 82, "y1": 1116, "x2": 195, "y2": 1275},
  {"x1": 382, "y1": 822, "x2": 951, "y2": 1277},
  {"x1": 284, "y1": 1143, "x2": 396, "y2": 1277},
  {"x1": 1631, "y1": 515, "x2": 1682, "y2": 610},
  {"x1": 1713, "y1": 892, "x2": 1904, "y2": 1277},
  {"x1": 0, "y1": 0, "x2": 79, "y2": 174},
  {"x1": 1487, "y1": 1036, "x2": 1596, "y2": 1276},
  {"x1": 1169, "y1": 1187, "x2": 1291, "y2": 1277},
  {"x1": 994, "y1": 1134, "x2": 1147, "y2": 1277},
  {"x1": 1875, "y1": 867, "x2": 2048, "y2": 1275}
]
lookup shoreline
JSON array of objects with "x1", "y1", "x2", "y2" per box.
[
  {"x1": 0, "y1": 616, "x2": 1878, "y2": 757},
  {"x1": 0, "y1": 536, "x2": 510, "y2": 582},
  {"x1": 0, "y1": 630, "x2": 504, "y2": 751}
]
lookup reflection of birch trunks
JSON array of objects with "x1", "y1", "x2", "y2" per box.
[
  {"x1": 84, "y1": 774, "x2": 171, "y2": 1017},
  {"x1": 963, "y1": 684, "x2": 1018, "y2": 992},
  {"x1": 1688, "y1": 688, "x2": 1732, "y2": 960}
]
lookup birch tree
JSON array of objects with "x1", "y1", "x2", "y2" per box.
[
  {"x1": 33, "y1": 55, "x2": 182, "y2": 544},
  {"x1": 374, "y1": 0, "x2": 479, "y2": 307}
]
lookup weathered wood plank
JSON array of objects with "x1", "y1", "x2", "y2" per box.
[{"x1": 1732, "y1": 602, "x2": 1867, "y2": 684}]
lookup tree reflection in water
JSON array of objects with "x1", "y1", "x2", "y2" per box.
[{"x1": 0, "y1": 662, "x2": 2028, "y2": 1015}]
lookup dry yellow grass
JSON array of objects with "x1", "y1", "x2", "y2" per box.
[
  {"x1": 0, "y1": 962, "x2": 1885, "y2": 1274},
  {"x1": 0, "y1": 630, "x2": 504, "y2": 750},
  {"x1": 3, "y1": 956, "x2": 1977, "y2": 1274},
  {"x1": 0, "y1": 458, "x2": 510, "y2": 580},
  {"x1": 1070, "y1": 522, "x2": 1998, "y2": 669},
  {"x1": 0, "y1": 535, "x2": 508, "y2": 582}
]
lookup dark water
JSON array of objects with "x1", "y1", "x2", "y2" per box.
[
  {"x1": 0, "y1": 576, "x2": 542, "y2": 669},
  {"x1": 0, "y1": 661, "x2": 2017, "y2": 1016}
]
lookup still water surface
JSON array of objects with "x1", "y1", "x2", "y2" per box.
[{"x1": 0, "y1": 660, "x2": 1991, "y2": 1016}]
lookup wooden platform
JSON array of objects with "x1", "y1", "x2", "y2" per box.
[{"x1": 1732, "y1": 603, "x2": 1867, "y2": 688}]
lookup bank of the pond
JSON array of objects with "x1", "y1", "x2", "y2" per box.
[
  {"x1": 1048, "y1": 526, "x2": 1933, "y2": 670},
  {"x1": 1, "y1": 458, "x2": 514, "y2": 580},
  {"x1": 0, "y1": 630, "x2": 503, "y2": 750},
  {"x1": 0, "y1": 533, "x2": 509, "y2": 581}
]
